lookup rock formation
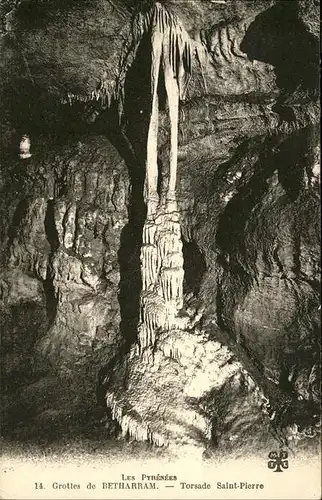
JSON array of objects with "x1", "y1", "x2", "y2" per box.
[{"x1": 0, "y1": 0, "x2": 320, "y2": 460}]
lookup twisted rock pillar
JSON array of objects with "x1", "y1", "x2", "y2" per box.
[
  {"x1": 138, "y1": 34, "x2": 184, "y2": 354},
  {"x1": 138, "y1": 201, "x2": 184, "y2": 352}
]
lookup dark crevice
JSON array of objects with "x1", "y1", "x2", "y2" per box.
[
  {"x1": 215, "y1": 141, "x2": 277, "y2": 327},
  {"x1": 272, "y1": 246, "x2": 284, "y2": 275},
  {"x1": 42, "y1": 274, "x2": 57, "y2": 325},
  {"x1": 94, "y1": 33, "x2": 168, "y2": 373},
  {"x1": 7, "y1": 198, "x2": 30, "y2": 250},
  {"x1": 216, "y1": 146, "x2": 275, "y2": 256},
  {"x1": 240, "y1": 1, "x2": 319, "y2": 94},
  {"x1": 216, "y1": 128, "x2": 311, "y2": 334},
  {"x1": 43, "y1": 199, "x2": 59, "y2": 324},
  {"x1": 101, "y1": 126, "x2": 145, "y2": 351},
  {"x1": 277, "y1": 130, "x2": 308, "y2": 200},
  {"x1": 212, "y1": 128, "x2": 320, "y2": 434},
  {"x1": 44, "y1": 200, "x2": 59, "y2": 251},
  {"x1": 117, "y1": 220, "x2": 143, "y2": 348},
  {"x1": 105, "y1": 35, "x2": 153, "y2": 351},
  {"x1": 182, "y1": 237, "x2": 207, "y2": 296}
]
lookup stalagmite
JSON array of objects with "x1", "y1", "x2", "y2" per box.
[
  {"x1": 134, "y1": 3, "x2": 192, "y2": 354},
  {"x1": 157, "y1": 230, "x2": 182, "y2": 261},
  {"x1": 143, "y1": 222, "x2": 158, "y2": 245},
  {"x1": 140, "y1": 244, "x2": 160, "y2": 290},
  {"x1": 138, "y1": 325, "x2": 151, "y2": 351},
  {"x1": 106, "y1": 3, "x2": 196, "y2": 448},
  {"x1": 163, "y1": 213, "x2": 181, "y2": 232},
  {"x1": 139, "y1": 286, "x2": 168, "y2": 349},
  {"x1": 162, "y1": 251, "x2": 184, "y2": 269},
  {"x1": 164, "y1": 303, "x2": 178, "y2": 330},
  {"x1": 160, "y1": 267, "x2": 184, "y2": 307}
]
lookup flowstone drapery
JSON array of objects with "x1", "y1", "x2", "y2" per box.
[{"x1": 138, "y1": 205, "x2": 184, "y2": 351}]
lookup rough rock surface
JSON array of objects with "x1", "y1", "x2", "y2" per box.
[
  {"x1": 105, "y1": 327, "x2": 282, "y2": 459},
  {"x1": 0, "y1": 0, "x2": 320, "y2": 458},
  {"x1": 1, "y1": 135, "x2": 130, "y2": 439}
]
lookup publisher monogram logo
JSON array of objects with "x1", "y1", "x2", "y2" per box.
[{"x1": 267, "y1": 451, "x2": 289, "y2": 472}]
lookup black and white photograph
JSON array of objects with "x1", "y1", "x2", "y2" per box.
[{"x1": 0, "y1": 0, "x2": 320, "y2": 498}]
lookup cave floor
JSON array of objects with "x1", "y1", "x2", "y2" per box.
[
  {"x1": 1, "y1": 367, "x2": 320, "y2": 464},
  {"x1": 0, "y1": 373, "x2": 171, "y2": 462}
]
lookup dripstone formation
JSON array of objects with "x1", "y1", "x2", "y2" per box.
[{"x1": 0, "y1": 0, "x2": 320, "y2": 460}]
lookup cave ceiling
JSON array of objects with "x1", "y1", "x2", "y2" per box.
[{"x1": 0, "y1": 0, "x2": 319, "y2": 154}]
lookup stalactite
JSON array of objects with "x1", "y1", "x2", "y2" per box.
[
  {"x1": 140, "y1": 2, "x2": 193, "y2": 211},
  {"x1": 145, "y1": 28, "x2": 162, "y2": 214},
  {"x1": 163, "y1": 56, "x2": 179, "y2": 198}
]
